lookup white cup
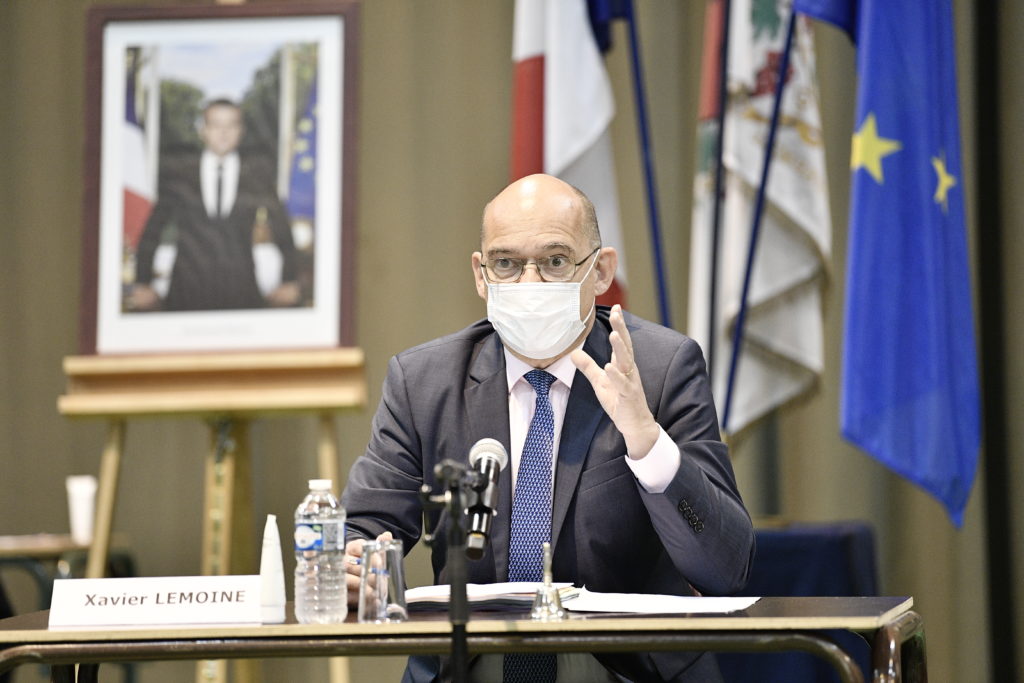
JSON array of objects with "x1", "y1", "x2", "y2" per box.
[{"x1": 66, "y1": 475, "x2": 98, "y2": 546}]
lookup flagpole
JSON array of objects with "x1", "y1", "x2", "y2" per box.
[
  {"x1": 707, "y1": 0, "x2": 732, "y2": 382},
  {"x1": 721, "y1": 10, "x2": 796, "y2": 432},
  {"x1": 622, "y1": 0, "x2": 670, "y2": 327}
]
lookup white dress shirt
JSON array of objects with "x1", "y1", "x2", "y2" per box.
[
  {"x1": 200, "y1": 150, "x2": 239, "y2": 219},
  {"x1": 503, "y1": 348, "x2": 681, "y2": 494}
]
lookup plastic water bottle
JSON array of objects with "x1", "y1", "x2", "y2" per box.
[{"x1": 294, "y1": 479, "x2": 347, "y2": 623}]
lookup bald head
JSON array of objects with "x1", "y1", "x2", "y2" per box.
[
  {"x1": 471, "y1": 174, "x2": 618, "y2": 366},
  {"x1": 481, "y1": 174, "x2": 600, "y2": 249}
]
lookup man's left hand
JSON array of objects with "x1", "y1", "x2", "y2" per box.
[
  {"x1": 571, "y1": 304, "x2": 661, "y2": 458},
  {"x1": 266, "y1": 281, "x2": 301, "y2": 307},
  {"x1": 344, "y1": 530, "x2": 393, "y2": 608}
]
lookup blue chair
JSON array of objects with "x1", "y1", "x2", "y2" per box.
[{"x1": 717, "y1": 521, "x2": 878, "y2": 683}]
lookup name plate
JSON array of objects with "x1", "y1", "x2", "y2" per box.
[{"x1": 49, "y1": 575, "x2": 262, "y2": 628}]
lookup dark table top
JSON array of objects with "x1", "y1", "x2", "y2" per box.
[{"x1": 0, "y1": 596, "x2": 913, "y2": 645}]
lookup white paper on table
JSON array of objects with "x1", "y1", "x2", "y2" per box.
[
  {"x1": 564, "y1": 587, "x2": 759, "y2": 614},
  {"x1": 406, "y1": 582, "x2": 573, "y2": 606},
  {"x1": 406, "y1": 582, "x2": 557, "y2": 600}
]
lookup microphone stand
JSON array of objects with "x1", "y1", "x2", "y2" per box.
[{"x1": 420, "y1": 459, "x2": 484, "y2": 683}]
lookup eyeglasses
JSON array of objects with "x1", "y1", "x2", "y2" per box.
[{"x1": 481, "y1": 247, "x2": 600, "y2": 283}]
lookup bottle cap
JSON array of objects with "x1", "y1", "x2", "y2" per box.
[{"x1": 309, "y1": 479, "x2": 333, "y2": 490}]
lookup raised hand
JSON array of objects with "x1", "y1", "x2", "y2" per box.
[{"x1": 571, "y1": 305, "x2": 660, "y2": 458}]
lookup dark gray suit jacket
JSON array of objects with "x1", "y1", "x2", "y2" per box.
[
  {"x1": 134, "y1": 152, "x2": 296, "y2": 311},
  {"x1": 342, "y1": 307, "x2": 755, "y2": 682}
]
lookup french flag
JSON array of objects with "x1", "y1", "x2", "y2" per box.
[
  {"x1": 123, "y1": 50, "x2": 154, "y2": 251},
  {"x1": 511, "y1": 0, "x2": 627, "y2": 306}
]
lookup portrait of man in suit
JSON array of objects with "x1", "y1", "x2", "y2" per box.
[
  {"x1": 127, "y1": 98, "x2": 301, "y2": 313},
  {"x1": 340, "y1": 174, "x2": 755, "y2": 682}
]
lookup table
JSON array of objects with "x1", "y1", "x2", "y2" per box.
[
  {"x1": 0, "y1": 597, "x2": 925, "y2": 683},
  {"x1": 0, "y1": 535, "x2": 135, "y2": 609}
]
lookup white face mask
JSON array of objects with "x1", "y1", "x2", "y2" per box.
[{"x1": 485, "y1": 254, "x2": 597, "y2": 360}]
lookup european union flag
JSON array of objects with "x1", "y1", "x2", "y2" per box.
[
  {"x1": 793, "y1": 0, "x2": 980, "y2": 524},
  {"x1": 288, "y1": 80, "x2": 317, "y2": 222}
]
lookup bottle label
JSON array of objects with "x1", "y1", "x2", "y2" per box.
[{"x1": 294, "y1": 521, "x2": 343, "y2": 551}]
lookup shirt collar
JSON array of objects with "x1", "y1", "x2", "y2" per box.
[
  {"x1": 503, "y1": 347, "x2": 578, "y2": 394},
  {"x1": 201, "y1": 149, "x2": 239, "y2": 168}
]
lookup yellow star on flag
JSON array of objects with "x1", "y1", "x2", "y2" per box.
[
  {"x1": 851, "y1": 112, "x2": 902, "y2": 183},
  {"x1": 931, "y1": 154, "x2": 957, "y2": 213}
]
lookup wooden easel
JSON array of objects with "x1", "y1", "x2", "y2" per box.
[{"x1": 58, "y1": 348, "x2": 366, "y2": 683}]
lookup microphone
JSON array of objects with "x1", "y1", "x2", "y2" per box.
[{"x1": 464, "y1": 438, "x2": 508, "y2": 560}]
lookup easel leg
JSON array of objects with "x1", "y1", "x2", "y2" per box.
[
  {"x1": 329, "y1": 658, "x2": 351, "y2": 683},
  {"x1": 195, "y1": 660, "x2": 228, "y2": 683},
  {"x1": 317, "y1": 412, "x2": 340, "y2": 492},
  {"x1": 86, "y1": 420, "x2": 124, "y2": 578},
  {"x1": 201, "y1": 418, "x2": 255, "y2": 575},
  {"x1": 198, "y1": 418, "x2": 258, "y2": 683},
  {"x1": 317, "y1": 413, "x2": 349, "y2": 683},
  {"x1": 228, "y1": 423, "x2": 259, "y2": 683},
  {"x1": 228, "y1": 421, "x2": 256, "y2": 575}
]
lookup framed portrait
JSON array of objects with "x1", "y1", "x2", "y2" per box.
[{"x1": 80, "y1": 2, "x2": 359, "y2": 354}]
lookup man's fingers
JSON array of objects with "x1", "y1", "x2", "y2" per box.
[
  {"x1": 609, "y1": 308, "x2": 636, "y2": 377},
  {"x1": 570, "y1": 349, "x2": 603, "y2": 384},
  {"x1": 346, "y1": 571, "x2": 361, "y2": 608},
  {"x1": 344, "y1": 533, "x2": 395, "y2": 608},
  {"x1": 604, "y1": 361, "x2": 628, "y2": 382},
  {"x1": 345, "y1": 537, "x2": 367, "y2": 577},
  {"x1": 344, "y1": 538, "x2": 365, "y2": 558},
  {"x1": 609, "y1": 331, "x2": 629, "y2": 366},
  {"x1": 610, "y1": 304, "x2": 635, "y2": 356}
]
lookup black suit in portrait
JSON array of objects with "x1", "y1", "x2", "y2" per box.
[
  {"x1": 342, "y1": 307, "x2": 756, "y2": 682},
  {"x1": 134, "y1": 152, "x2": 297, "y2": 312}
]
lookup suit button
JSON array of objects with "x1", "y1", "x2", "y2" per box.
[
  {"x1": 677, "y1": 499, "x2": 689, "y2": 513},
  {"x1": 694, "y1": 521, "x2": 705, "y2": 533}
]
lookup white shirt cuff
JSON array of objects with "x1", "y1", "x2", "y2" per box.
[{"x1": 624, "y1": 427, "x2": 680, "y2": 494}]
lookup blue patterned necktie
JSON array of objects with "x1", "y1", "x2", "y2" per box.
[{"x1": 504, "y1": 369, "x2": 557, "y2": 683}]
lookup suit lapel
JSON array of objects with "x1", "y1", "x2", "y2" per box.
[
  {"x1": 551, "y1": 322, "x2": 612, "y2": 552},
  {"x1": 464, "y1": 316, "x2": 614, "y2": 576},
  {"x1": 463, "y1": 333, "x2": 513, "y2": 582}
]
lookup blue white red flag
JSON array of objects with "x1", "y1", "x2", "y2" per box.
[
  {"x1": 510, "y1": 0, "x2": 627, "y2": 307},
  {"x1": 123, "y1": 47, "x2": 155, "y2": 250}
]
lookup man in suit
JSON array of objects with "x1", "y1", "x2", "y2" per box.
[
  {"x1": 342, "y1": 174, "x2": 754, "y2": 682},
  {"x1": 128, "y1": 99, "x2": 300, "y2": 312}
]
